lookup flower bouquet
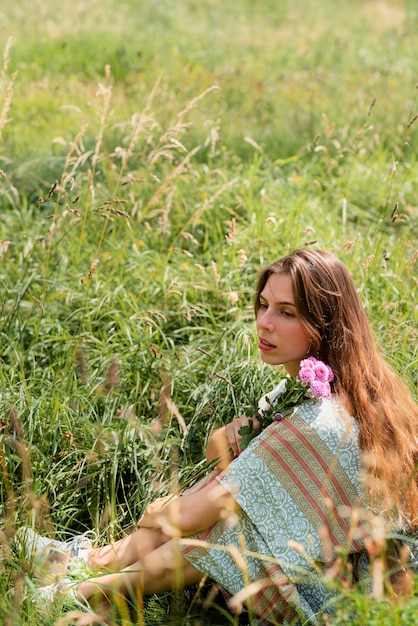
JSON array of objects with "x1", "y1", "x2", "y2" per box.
[{"x1": 238, "y1": 357, "x2": 334, "y2": 450}]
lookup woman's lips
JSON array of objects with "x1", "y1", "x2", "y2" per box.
[{"x1": 258, "y1": 338, "x2": 276, "y2": 351}]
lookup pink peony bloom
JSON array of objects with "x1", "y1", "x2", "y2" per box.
[
  {"x1": 300, "y1": 357, "x2": 316, "y2": 370},
  {"x1": 310, "y1": 380, "x2": 331, "y2": 398},
  {"x1": 313, "y1": 361, "x2": 330, "y2": 382},
  {"x1": 327, "y1": 365, "x2": 334, "y2": 382},
  {"x1": 299, "y1": 367, "x2": 316, "y2": 382}
]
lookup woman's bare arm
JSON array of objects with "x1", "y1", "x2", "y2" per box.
[
  {"x1": 205, "y1": 425, "x2": 233, "y2": 470},
  {"x1": 139, "y1": 477, "x2": 238, "y2": 536},
  {"x1": 139, "y1": 416, "x2": 260, "y2": 535}
]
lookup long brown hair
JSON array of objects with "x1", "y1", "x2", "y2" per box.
[{"x1": 255, "y1": 248, "x2": 418, "y2": 529}]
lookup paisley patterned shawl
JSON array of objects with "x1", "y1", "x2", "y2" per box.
[{"x1": 181, "y1": 398, "x2": 369, "y2": 624}]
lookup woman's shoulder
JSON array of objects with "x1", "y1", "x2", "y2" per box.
[
  {"x1": 294, "y1": 396, "x2": 360, "y2": 445},
  {"x1": 260, "y1": 381, "x2": 357, "y2": 433}
]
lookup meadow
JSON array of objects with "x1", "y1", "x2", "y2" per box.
[{"x1": 0, "y1": 0, "x2": 417, "y2": 623}]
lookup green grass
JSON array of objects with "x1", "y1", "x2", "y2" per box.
[{"x1": 0, "y1": 0, "x2": 417, "y2": 623}]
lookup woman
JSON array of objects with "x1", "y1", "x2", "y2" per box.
[{"x1": 20, "y1": 249, "x2": 418, "y2": 624}]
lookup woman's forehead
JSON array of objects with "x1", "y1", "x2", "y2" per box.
[{"x1": 261, "y1": 273, "x2": 295, "y2": 304}]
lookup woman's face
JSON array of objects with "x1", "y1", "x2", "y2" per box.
[{"x1": 256, "y1": 272, "x2": 311, "y2": 377}]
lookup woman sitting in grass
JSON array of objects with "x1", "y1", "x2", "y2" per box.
[{"x1": 18, "y1": 249, "x2": 418, "y2": 625}]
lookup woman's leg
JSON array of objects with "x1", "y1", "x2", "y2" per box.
[
  {"x1": 88, "y1": 475, "x2": 235, "y2": 573},
  {"x1": 78, "y1": 538, "x2": 203, "y2": 602},
  {"x1": 87, "y1": 527, "x2": 169, "y2": 571}
]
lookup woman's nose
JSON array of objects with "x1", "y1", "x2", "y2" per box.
[{"x1": 257, "y1": 309, "x2": 273, "y2": 331}]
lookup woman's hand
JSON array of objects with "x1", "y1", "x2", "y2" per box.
[
  {"x1": 138, "y1": 483, "x2": 235, "y2": 537},
  {"x1": 206, "y1": 414, "x2": 261, "y2": 471},
  {"x1": 139, "y1": 495, "x2": 178, "y2": 529},
  {"x1": 225, "y1": 414, "x2": 261, "y2": 457}
]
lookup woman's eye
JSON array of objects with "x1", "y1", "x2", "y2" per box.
[
  {"x1": 280, "y1": 310, "x2": 294, "y2": 318},
  {"x1": 258, "y1": 301, "x2": 268, "y2": 310}
]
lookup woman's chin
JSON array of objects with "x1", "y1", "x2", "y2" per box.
[{"x1": 259, "y1": 351, "x2": 280, "y2": 366}]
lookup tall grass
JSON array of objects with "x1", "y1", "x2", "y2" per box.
[{"x1": 0, "y1": 0, "x2": 417, "y2": 624}]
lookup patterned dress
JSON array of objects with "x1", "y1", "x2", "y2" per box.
[{"x1": 181, "y1": 389, "x2": 368, "y2": 625}]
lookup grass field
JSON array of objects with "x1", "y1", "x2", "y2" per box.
[{"x1": 0, "y1": 0, "x2": 417, "y2": 624}]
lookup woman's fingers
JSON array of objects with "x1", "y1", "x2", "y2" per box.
[
  {"x1": 251, "y1": 415, "x2": 261, "y2": 431},
  {"x1": 139, "y1": 495, "x2": 178, "y2": 528},
  {"x1": 225, "y1": 415, "x2": 261, "y2": 456}
]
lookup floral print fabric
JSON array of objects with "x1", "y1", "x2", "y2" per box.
[{"x1": 181, "y1": 396, "x2": 366, "y2": 624}]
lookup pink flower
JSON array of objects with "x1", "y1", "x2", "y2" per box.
[
  {"x1": 300, "y1": 357, "x2": 316, "y2": 370},
  {"x1": 326, "y1": 365, "x2": 334, "y2": 382},
  {"x1": 299, "y1": 367, "x2": 316, "y2": 383},
  {"x1": 313, "y1": 361, "x2": 330, "y2": 382},
  {"x1": 309, "y1": 380, "x2": 331, "y2": 398}
]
